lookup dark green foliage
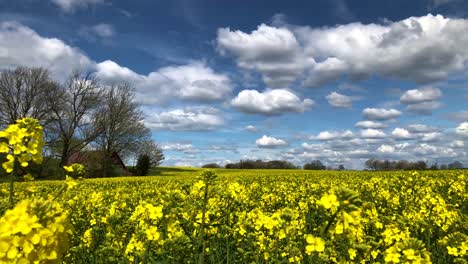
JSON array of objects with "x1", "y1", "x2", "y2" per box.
[
  {"x1": 303, "y1": 160, "x2": 326, "y2": 170},
  {"x1": 225, "y1": 159, "x2": 297, "y2": 169},
  {"x1": 202, "y1": 163, "x2": 221, "y2": 168},
  {"x1": 134, "y1": 154, "x2": 151, "y2": 176}
]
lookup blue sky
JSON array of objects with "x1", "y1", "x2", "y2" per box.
[{"x1": 1, "y1": 0, "x2": 467, "y2": 168}]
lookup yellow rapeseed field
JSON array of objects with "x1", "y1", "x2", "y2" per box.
[
  {"x1": 0, "y1": 168, "x2": 467, "y2": 263},
  {"x1": 0, "y1": 119, "x2": 467, "y2": 263}
]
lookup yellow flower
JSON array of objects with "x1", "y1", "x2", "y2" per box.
[
  {"x1": 348, "y1": 248, "x2": 357, "y2": 260},
  {"x1": 63, "y1": 165, "x2": 74, "y2": 172},
  {"x1": 65, "y1": 176, "x2": 78, "y2": 189},
  {"x1": 447, "y1": 246, "x2": 459, "y2": 256},
  {"x1": 305, "y1": 235, "x2": 325, "y2": 254},
  {"x1": 0, "y1": 142, "x2": 8, "y2": 153},
  {"x1": 317, "y1": 193, "x2": 340, "y2": 210}
]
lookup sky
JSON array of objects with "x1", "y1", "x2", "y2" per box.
[{"x1": 0, "y1": 0, "x2": 467, "y2": 169}]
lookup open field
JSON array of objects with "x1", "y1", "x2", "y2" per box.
[{"x1": 0, "y1": 168, "x2": 466, "y2": 263}]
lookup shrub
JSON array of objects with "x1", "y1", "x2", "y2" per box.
[{"x1": 134, "y1": 154, "x2": 151, "y2": 176}]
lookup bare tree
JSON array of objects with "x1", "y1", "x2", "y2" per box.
[
  {"x1": 0, "y1": 66, "x2": 58, "y2": 127},
  {"x1": 94, "y1": 83, "x2": 150, "y2": 162},
  {"x1": 135, "y1": 140, "x2": 165, "y2": 167},
  {"x1": 47, "y1": 71, "x2": 103, "y2": 166}
]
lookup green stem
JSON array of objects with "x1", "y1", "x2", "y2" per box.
[
  {"x1": 8, "y1": 161, "x2": 17, "y2": 208},
  {"x1": 198, "y1": 181, "x2": 210, "y2": 264}
]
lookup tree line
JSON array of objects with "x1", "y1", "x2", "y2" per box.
[
  {"x1": 365, "y1": 159, "x2": 464, "y2": 171},
  {"x1": 0, "y1": 66, "x2": 164, "y2": 178},
  {"x1": 202, "y1": 158, "x2": 465, "y2": 171}
]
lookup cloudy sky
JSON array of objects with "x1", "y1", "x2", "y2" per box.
[{"x1": 1, "y1": 0, "x2": 467, "y2": 168}]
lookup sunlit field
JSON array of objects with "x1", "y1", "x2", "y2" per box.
[{"x1": 1, "y1": 168, "x2": 466, "y2": 263}]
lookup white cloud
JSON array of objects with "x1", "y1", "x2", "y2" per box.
[
  {"x1": 96, "y1": 60, "x2": 232, "y2": 105},
  {"x1": 450, "y1": 140, "x2": 465, "y2": 148},
  {"x1": 420, "y1": 132, "x2": 442, "y2": 142},
  {"x1": 406, "y1": 101, "x2": 442, "y2": 114},
  {"x1": 0, "y1": 22, "x2": 93, "y2": 79},
  {"x1": 377, "y1": 144, "x2": 395, "y2": 153},
  {"x1": 219, "y1": 14, "x2": 468, "y2": 88},
  {"x1": 326, "y1": 92, "x2": 356, "y2": 108},
  {"x1": 400, "y1": 87, "x2": 441, "y2": 104},
  {"x1": 448, "y1": 111, "x2": 468, "y2": 121},
  {"x1": 217, "y1": 24, "x2": 314, "y2": 88},
  {"x1": 362, "y1": 108, "x2": 401, "y2": 120},
  {"x1": 51, "y1": 0, "x2": 105, "y2": 12},
  {"x1": 313, "y1": 130, "x2": 354, "y2": 141},
  {"x1": 256, "y1": 135, "x2": 288, "y2": 148},
  {"x1": 145, "y1": 107, "x2": 224, "y2": 131},
  {"x1": 231, "y1": 89, "x2": 314, "y2": 115},
  {"x1": 360, "y1": 129, "x2": 386, "y2": 138},
  {"x1": 355, "y1": 120, "x2": 387, "y2": 129},
  {"x1": 161, "y1": 143, "x2": 197, "y2": 153},
  {"x1": 407, "y1": 124, "x2": 438, "y2": 133},
  {"x1": 92, "y1": 24, "x2": 114, "y2": 38},
  {"x1": 245, "y1": 125, "x2": 258, "y2": 132},
  {"x1": 400, "y1": 87, "x2": 442, "y2": 114},
  {"x1": 391, "y1": 128, "x2": 415, "y2": 139},
  {"x1": 80, "y1": 24, "x2": 115, "y2": 40},
  {"x1": 455, "y1": 122, "x2": 468, "y2": 137}
]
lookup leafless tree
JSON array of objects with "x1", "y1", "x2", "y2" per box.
[
  {"x1": 47, "y1": 71, "x2": 103, "y2": 166},
  {"x1": 94, "y1": 83, "x2": 150, "y2": 161},
  {"x1": 0, "y1": 66, "x2": 59, "y2": 128},
  {"x1": 135, "y1": 140, "x2": 165, "y2": 167}
]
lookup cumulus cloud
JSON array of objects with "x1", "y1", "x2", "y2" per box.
[
  {"x1": 377, "y1": 144, "x2": 395, "y2": 153},
  {"x1": 51, "y1": 0, "x2": 105, "y2": 12},
  {"x1": 450, "y1": 140, "x2": 465, "y2": 148},
  {"x1": 217, "y1": 24, "x2": 314, "y2": 88},
  {"x1": 355, "y1": 120, "x2": 387, "y2": 129},
  {"x1": 219, "y1": 14, "x2": 468, "y2": 88},
  {"x1": 420, "y1": 132, "x2": 442, "y2": 142},
  {"x1": 407, "y1": 124, "x2": 438, "y2": 133},
  {"x1": 313, "y1": 130, "x2": 354, "y2": 140},
  {"x1": 245, "y1": 125, "x2": 258, "y2": 132},
  {"x1": 231, "y1": 89, "x2": 314, "y2": 115},
  {"x1": 0, "y1": 21, "x2": 230, "y2": 106},
  {"x1": 362, "y1": 108, "x2": 401, "y2": 120},
  {"x1": 0, "y1": 22, "x2": 93, "y2": 79},
  {"x1": 256, "y1": 135, "x2": 288, "y2": 148},
  {"x1": 96, "y1": 60, "x2": 232, "y2": 105},
  {"x1": 391, "y1": 128, "x2": 415, "y2": 139},
  {"x1": 360, "y1": 129, "x2": 386, "y2": 138},
  {"x1": 161, "y1": 143, "x2": 197, "y2": 153},
  {"x1": 326, "y1": 92, "x2": 357, "y2": 108},
  {"x1": 456, "y1": 122, "x2": 468, "y2": 137},
  {"x1": 145, "y1": 107, "x2": 224, "y2": 131},
  {"x1": 400, "y1": 87, "x2": 441, "y2": 104},
  {"x1": 400, "y1": 87, "x2": 442, "y2": 114}
]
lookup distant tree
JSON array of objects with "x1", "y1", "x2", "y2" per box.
[
  {"x1": 414, "y1": 161, "x2": 427, "y2": 170},
  {"x1": 338, "y1": 164, "x2": 345, "y2": 170},
  {"x1": 0, "y1": 66, "x2": 58, "y2": 127},
  {"x1": 430, "y1": 163, "x2": 439, "y2": 170},
  {"x1": 440, "y1": 164, "x2": 448, "y2": 170},
  {"x1": 94, "y1": 83, "x2": 150, "y2": 176},
  {"x1": 136, "y1": 140, "x2": 164, "y2": 167},
  {"x1": 202, "y1": 163, "x2": 221, "y2": 168},
  {"x1": 224, "y1": 160, "x2": 296, "y2": 169},
  {"x1": 448, "y1": 161, "x2": 463, "y2": 169},
  {"x1": 94, "y1": 83, "x2": 150, "y2": 156},
  {"x1": 365, "y1": 159, "x2": 378, "y2": 170},
  {"x1": 134, "y1": 154, "x2": 151, "y2": 176},
  {"x1": 304, "y1": 160, "x2": 326, "y2": 170},
  {"x1": 47, "y1": 71, "x2": 103, "y2": 166}
]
